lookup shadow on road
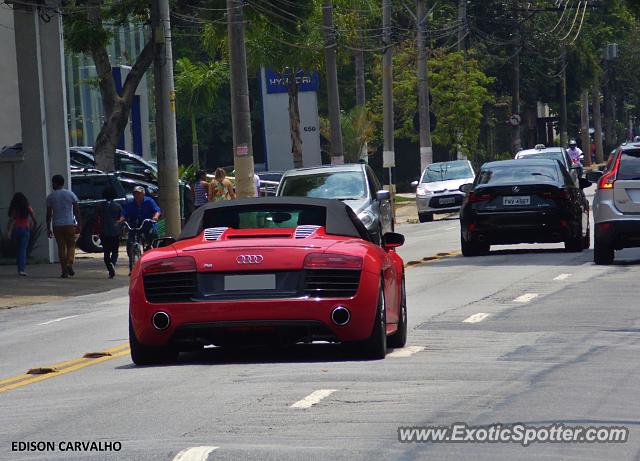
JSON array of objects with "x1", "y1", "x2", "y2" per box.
[
  {"x1": 115, "y1": 342, "x2": 392, "y2": 368},
  {"x1": 425, "y1": 247, "x2": 595, "y2": 267}
]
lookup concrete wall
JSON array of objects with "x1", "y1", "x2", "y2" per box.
[{"x1": 0, "y1": 5, "x2": 23, "y2": 231}]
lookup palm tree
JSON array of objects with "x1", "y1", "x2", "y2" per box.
[{"x1": 174, "y1": 58, "x2": 229, "y2": 169}]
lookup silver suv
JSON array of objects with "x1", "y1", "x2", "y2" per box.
[{"x1": 587, "y1": 142, "x2": 640, "y2": 264}]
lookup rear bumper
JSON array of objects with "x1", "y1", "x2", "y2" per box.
[
  {"x1": 129, "y1": 270, "x2": 380, "y2": 347},
  {"x1": 461, "y1": 210, "x2": 575, "y2": 244},
  {"x1": 595, "y1": 220, "x2": 640, "y2": 249}
]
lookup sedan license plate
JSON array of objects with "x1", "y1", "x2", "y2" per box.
[
  {"x1": 439, "y1": 197, "x2": 456, "y2": 205},
  {"x1": 224, "y1": 274, "x2": 276, "y2": 291},
  {"x1": 503, "y1": 196, "x2": 530, "y2": 206}
]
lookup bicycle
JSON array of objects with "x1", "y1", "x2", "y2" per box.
[{"x1": 124, "y1": 219, "x2": 156, "y2": 272}]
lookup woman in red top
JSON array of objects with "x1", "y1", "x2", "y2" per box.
[{"x1": 6, "y1": 193, "x2": 37, "y2": 276}]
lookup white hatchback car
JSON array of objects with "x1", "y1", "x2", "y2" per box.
[{"x1": 411, "y1": 160, "x2": 475, "y2": 222}]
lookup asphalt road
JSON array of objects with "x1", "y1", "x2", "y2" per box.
[{"x1": 2, "y1": 194, "x2": 640, "y2": 460}]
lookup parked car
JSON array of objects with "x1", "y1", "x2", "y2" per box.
[
  {"x1": 411, "y1": 160, "x2": 475, "y2": 222},
  {"x1": 70, "y1": 171, "x2": 129, "y2": 253},
  {"x1": 276, "y1": 164, "x2": 393, "y2": 243},
  {"x1": 70, "y1": 146, "x2": 157, "y2": 181},
  {"x1": 257, "y1": 171, "x2": 283, "y2": 196},
  {"x1": 587, "y1": 141, "x2": 640, "y2": 264},
  {"x1": 515, "y1": 145, "x2": 581, "y2": 183},
  {"x1": 128, "y1": 197, "x2": 406, "y2": 364},
  {"x1": 459, "y1": 159, "x2": 591, "y2": 256}
]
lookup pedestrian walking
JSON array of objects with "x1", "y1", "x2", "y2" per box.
[
  {"x1": 208, "y1": 168, "x2": 235, "y2": 201},
  {"x1": 46, "y1": 174, "x2": 81, "y2": 278},
  {"x1": 193, "y1": 169, "x2": 209, "y2": 208},
  {"x1": 98, "y1": 186, "x2": 123, "y2": 279},
  {"x1": 6, "y1": 192, "x2": 37, "y2": 276}
]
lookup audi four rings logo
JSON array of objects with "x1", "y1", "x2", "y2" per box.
[
  {"x1": 512, "y1": 186, "x2": 520, "y2": 193},
  {"x1": 236, "y1": 255, "x2": 264, "y2": 264}
]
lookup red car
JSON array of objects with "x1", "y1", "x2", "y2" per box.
[{"x1": 129, "y1": 197, "x2": 407, "y2": 365}]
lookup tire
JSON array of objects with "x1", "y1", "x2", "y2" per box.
[
  {"x1": 582, "y1": 225, "x2": 591, "y2": 250},
  {"x1": 128, "y1": 242, "x2": 143, "y2": 271},
  {"x1": 594, "y1": 238, "x2": 614, "y2": 265},
  {"x1": 350, "y1": 279, "x2": 387, "y2": 359},
  {"x1": 129, "y1": 318, "x2": 177, "y2": 366},
  {"x1": 564, "y1": 225, "x2": 583, "y2": 252},
  {"x1": 461, "y1": 233, "x2": 488, "y2": 257},
  {"x1": 418, "y1": 212, "x2": 433, "y2": 223},
  {"x1": 79, "y1": 221, "x2": 103, "y2": 253},
  {"x1": 387, "y1": 274, "x2": 407, "y2": 349}
]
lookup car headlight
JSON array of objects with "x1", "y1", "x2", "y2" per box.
[
  {"x1": 357, "y1": 209, "x2": 376, "y2": 229},
  {"x1": 416, "y1": 186, "x2": 428, "y2": 197}
]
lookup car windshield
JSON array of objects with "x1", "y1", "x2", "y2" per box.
[
  {"x1": 477, "y1": 165, "x2": 559, "y2": 185},
  {"x1": 519, "y1": 152, "x2": 564, "y2": 163},
  {"x1": 280, "y1": 171, "x2": 367, "y2": 199},
  {"x1": 421, "y1": 161, "x2": 473, "y2": 183},
  {"x1": 202, "y1": 205, "x2": 327, "y2": 230}
]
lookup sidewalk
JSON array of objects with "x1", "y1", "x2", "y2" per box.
[{"x1": 0, "y1": 249, "x2": 130, "y2": 310}]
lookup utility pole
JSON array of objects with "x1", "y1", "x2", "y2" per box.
[
  {"x1": 152, "y1": 0, "x2": 181, "y2": 237},
  {"x1": 511, "y1": 1, "x2": 522, "y2": 154},
  {"x1": 580, "y1": 89, "x2": 591, "y2": 167},
  {"x1": 457, "y1": 0, "x2": 467, "y2": 55},
  {"x1": 592, "y1": 85, "x2": 604, "y2": 164},
  {"x1": 322, "y1": 0, "x2": 344, "y2": 165},
  {"x1": 382, "y1": 0, "x2": 395, "y2": 188},
  {"x1": 559, "y1": 43, "x2": 568, "y2": 147},
  {"x1": 227, "y1": 0, "x2": 255, "y2": 198},
  {"x1": 416, "y1": 0, "x2": 432, "y2": 172}
]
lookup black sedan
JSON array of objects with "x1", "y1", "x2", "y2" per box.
[{"x1": 459, "y1": 159, "x2": 592, "y2": 256}]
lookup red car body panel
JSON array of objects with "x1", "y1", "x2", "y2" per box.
[{"x1": 129, "y1": 225, "x2": 404, "y2": 348}]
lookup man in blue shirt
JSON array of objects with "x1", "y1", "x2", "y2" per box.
[{"x1": 123, "y1": 186, "x2": 161, "y2": 271}]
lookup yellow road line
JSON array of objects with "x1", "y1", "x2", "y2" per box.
[{"x1": 0, "y1": 343, "x2": 130, "y2": 393}]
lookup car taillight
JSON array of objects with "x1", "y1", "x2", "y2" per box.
[
  {"x1": 304, "y1": 253, "x2": 363, "y2": 270},
  {"x1": 468, "y1": 192, "x2": 493, "y2": 203},
  {"x1": 142, "y1": 256, "x2": 196, "y2": 274},
  {"x1": 541, "y1": 190, "x2": 570, "y2": 200},
  {"x1": 599, "y1": 153, "x2": 622, "y2": 190}
]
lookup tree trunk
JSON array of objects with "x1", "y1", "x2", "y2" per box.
[
  {"x1": 86, "y1": 0, "x2": 154, "y2": 172},
  {"x1": 288, "y1": 73, "x2": 303, "y2": 168},
  {"x1": 191, "y1": 112, "x2": 199, "y2": 169},
  {"x1": 580, "y1": 89, "x2": 591, "y2": 167}
]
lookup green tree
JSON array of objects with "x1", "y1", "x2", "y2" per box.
[
  {"x1": 64, "y1": 0, "x2": 154, "y2": 171},
  {"x1": 429, "y1": 51, "x2": 494, "y2": 159},
  {"x1": 174, "y1": 57, "x2": 229, "y2": 169}
]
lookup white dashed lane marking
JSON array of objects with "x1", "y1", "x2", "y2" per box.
[
  {"x1": 463, "y1": 313, "x2": 490, "y2": 323},
  {"x1": 172, "y1": 446, "x2": 219, "y2": 461},
  {"x1": 554, "y1": 273, "x2": 572, "y2": 281},
  {"x1": 388, "y1": 346, "x2": 425, "y2": 358},
  {"x1": 513, "y1": 293, "x2": 539, "y2": 303},
  {"x1": 291, "y1": 389, "x2": 337, "y2": 409},
  {"x1": 38, "y1": 315, "x2": 79, "y2": 326}
]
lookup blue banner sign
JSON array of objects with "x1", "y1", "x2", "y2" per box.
[{"x1": 265, "y1": 68, "x2": 320, "y2": 94}]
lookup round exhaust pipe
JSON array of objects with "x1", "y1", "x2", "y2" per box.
[
  {"x1": 152, "y1": 311, "x2": 171, "y2": 330},
  {"x1": 331, "y1": 306, "x2": 351, "y2": 326}
]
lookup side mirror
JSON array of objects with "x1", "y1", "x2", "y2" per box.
[
  {"x1": 459, "y1": 183, "x2": 473, "y2": 193},
  {"x1": 382, "y1": 232, "x2": 404, "y2": 250},
  {"x1": 410, "y1": 180, "x2": 419, "y2": 188},
  {"x1": 376, "y1": 190, "x2": 391, "y2": 201},
  {"x1": 151, "y1": 236, "x2": 176, "y2": 248},
  {"x1": 578, "y1": 177, "x2": 592, "y2": 189},
  {"x1": 586, "y1": 170, "x2": 603, "y2": 183},
  {"x1": 125, "y1": 193, "x2": 134, "y2": 202}
]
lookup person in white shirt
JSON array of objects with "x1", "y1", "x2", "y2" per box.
[
  {"x1": 567, "y1": 140, "x2": 583, "y2": 177},
  {"x1": 253, "y1": 173, "x2": 261, "y2": 197}
]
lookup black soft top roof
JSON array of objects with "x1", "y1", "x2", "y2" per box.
[{"x1": 178, "y1": 197, "x2": 370, "y2": 241}]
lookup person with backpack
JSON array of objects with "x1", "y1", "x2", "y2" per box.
[{"x1": 98, "y1": 186, "x2": 123, "y2": 278}]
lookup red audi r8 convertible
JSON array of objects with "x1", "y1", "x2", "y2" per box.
[{"x1": 128, "y1": 197, "x2": 407, "y2": 365}]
